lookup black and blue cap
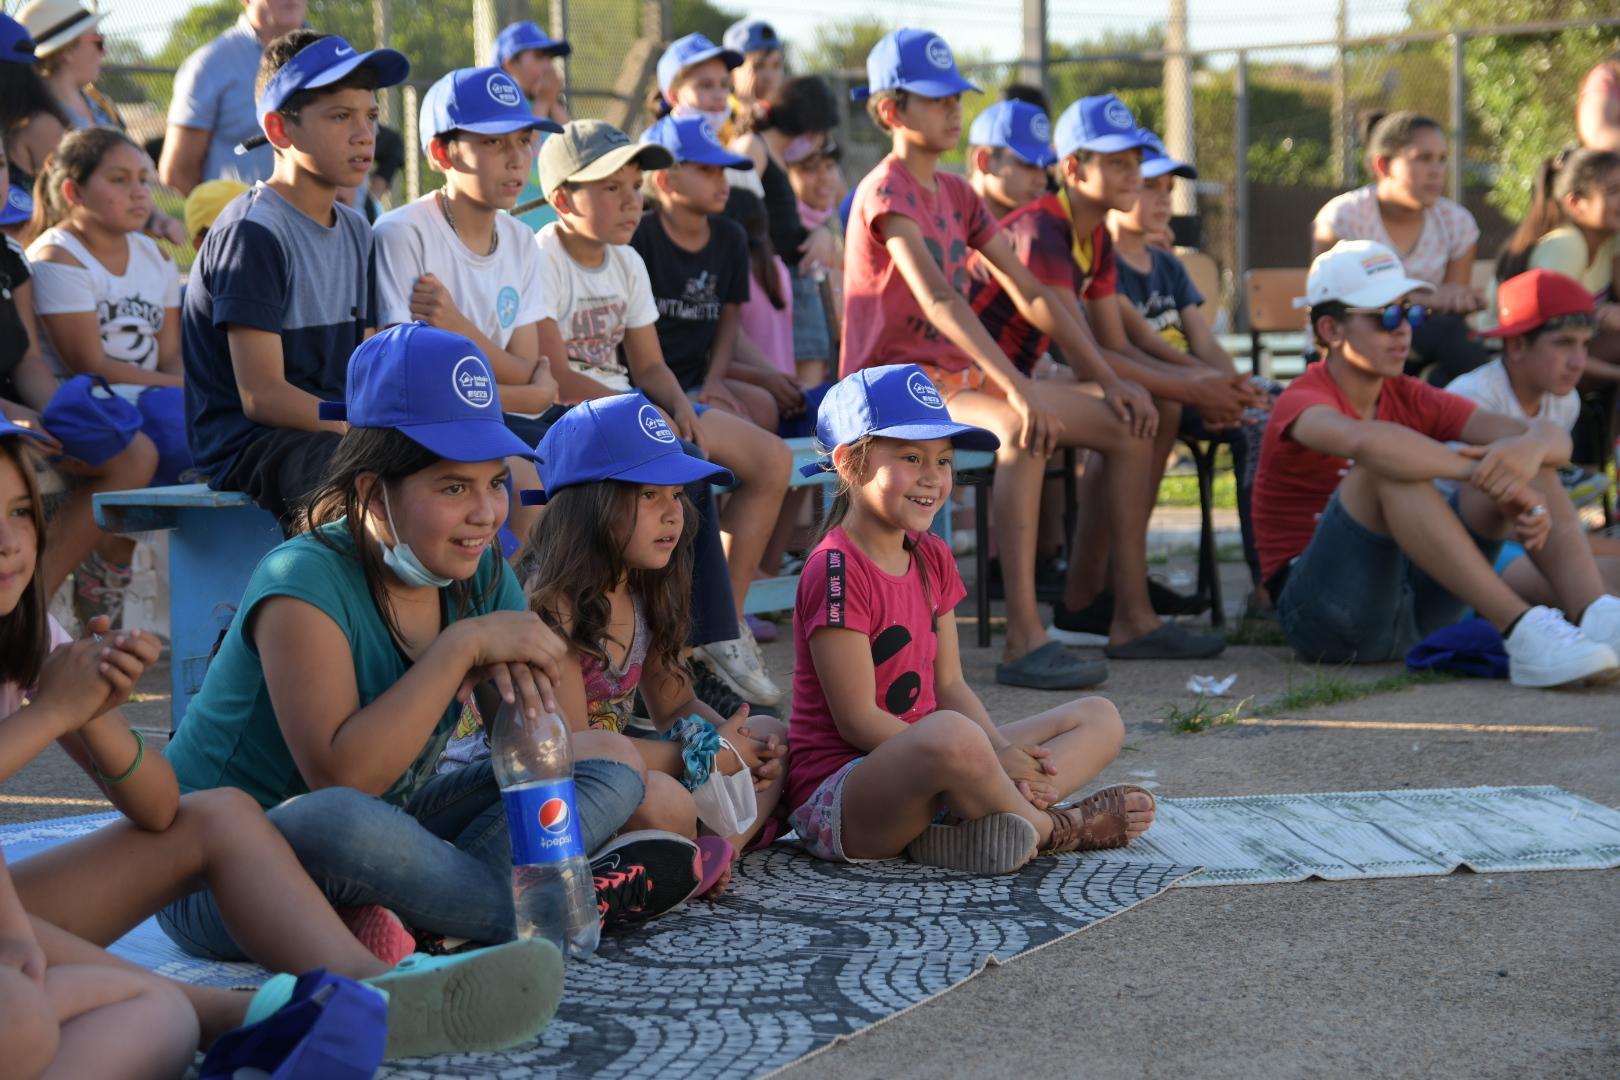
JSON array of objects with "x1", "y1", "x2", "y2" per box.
[
  {"x1": 1137, "y1": 128, "x2": 1197, "y2": 180},
  {"x1": 0, "y1": 14, "x2": 35, "y2": 65},
  {"x1": 968, "y1": 100, "x2": 1055, "y2": 168},
  {"x1": 493, "y1": 20, "x2": 572, "y2": 66},
  {"x1": 521, "y1": 393, "x2": 733, "y2": 505},
  {"x1": 800, "y1": 364, "x2": 1000, "y2": 476},
  {"x1": 723, "y1": 19, "x2": 780, "y2": 56},
  {"x1": 640, "y1": 115, "x2": 753, "y2": 169},
  {"x1": 419, "y1": 66, "x2": 563, "y2": 156},
  {"x1": 317, "y1": 323, "x2": 538, "y2": 463},
  {"x1": 0, "y1": 184, "x2": 32, "y2": 227},
  {"x1": 1054, "y1": 94, "x2": 1149, "y2": 159},
  {"x1": 851, "y1": 29, "x2": 978, "y2": 103},
  {"x1": 657, "y1": 33, "x2": 743, "y2": 101},
  {"x1": 256, "y1": 35, "x2": 410, "y2": 129}
]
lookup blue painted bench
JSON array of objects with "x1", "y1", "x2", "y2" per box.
[{"x1": 95, "y1": 440, "x2": 997, "y2": 730}]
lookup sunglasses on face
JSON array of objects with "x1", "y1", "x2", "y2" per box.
[{"x1": 1344, "y1": 302, "x2": 1427, "y2": 331}]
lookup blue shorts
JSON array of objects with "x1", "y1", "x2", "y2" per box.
[
  {"x1": 1276, "y1": 490, "x2": 1502, "y2": 664},
  {"x1": 790, "y1": 272, "x2": 831, "y2": 362}
]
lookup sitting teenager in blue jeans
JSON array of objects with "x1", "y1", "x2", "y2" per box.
[
  {"x1": 161, "y1": 325, "x2": 692, "y2": 958},
  {"x1": 1252, "y1": 240, "x2": 1620, "y2": 688}
]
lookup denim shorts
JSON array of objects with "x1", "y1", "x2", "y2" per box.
[
  {"x1": 1276, "y1": 490, "x2": 1502, "y2": 664},
  {"x1": 790, "y1": 272, "x2": 831, "y2": 361}
]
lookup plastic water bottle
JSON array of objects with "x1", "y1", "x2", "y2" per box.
[{"x1": 489, "y1": 701, "x2": 600, "y2": 959}]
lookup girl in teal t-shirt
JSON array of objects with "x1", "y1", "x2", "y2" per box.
[{"x1": 162, "y1": 324, "x2": 664, "y2": 957}]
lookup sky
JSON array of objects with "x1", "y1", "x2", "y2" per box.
[{"x1": 74, "y1": 0, "x2": 1416, "y2": 66}]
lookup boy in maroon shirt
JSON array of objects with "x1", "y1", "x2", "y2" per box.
[{"x1": 1253, "y1": 239, "x2": 1620, "y2": 686}]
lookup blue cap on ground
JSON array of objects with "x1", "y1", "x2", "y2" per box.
[
  {"x1": 1138, "y1": 128, "x2": 1197, "y2": 179},
  {"x1": 852, "y1": 28, "x2": 979, "y2": 103},
  {"x1": 419, "y1": 66, "x2": 562, "y2": 155},
  {"x1": 657, "y1": 33, "x2": 743, "y2": 100},
  {"x1": 1406, "y1": 617, "x2": 1508, "y2": 680},
  {"x1": 523, "y1": 393, "x2": 733, "y2": 504},
  {"x1": 256, "y1": 35, "x2": 410, "y2": 128},
  {"x1": 493, "y1": 21, "x2": 572, "y2": 65},
  {"x1": 723, "y1": 19, "x2": 780, "y2": 56},
  {"x1": 317, "y1": 323, "x2": 538, "y2": 463},
  {"x1": 801, "y1": 364, "x2": 1000, "y2": 476},
  {"x1": 1054, "y1": 94, "x2": 1149, "y2": 158},
  {"x1": 640, "y1": 115, "x2": 753, "y2": 169},
  {"x1": 0, "y1": 14, "x2": 35, "y2": 65},
  {"x1": 968, "y1": 100, "x2": 1056, "y2": 168},
  {"x1": 0, "y1": 183, "x2": 32, "y2": 227}
]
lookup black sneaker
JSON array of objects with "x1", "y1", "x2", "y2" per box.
[
  {"x1": 1049, "y1": 595, "x2": 1112, "y2": 644},
  {"x1": 987, "y1": 557, "x2": 1067, "y2": 602},
  {"x1": 1147, "y1": 577, "x2": 1209, "y2": 616},
  {"x1": 591, "y1": 831, "x2": 702, "y2": 931},
  {"x1": 686, "y1": 655, "x2": 781, "y2": 719},
  {"x1": 593, "y1": 862, "x2": 651, "y2": 930}
]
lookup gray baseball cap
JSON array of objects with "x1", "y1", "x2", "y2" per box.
[{"x1": 538, "y1": 119, "x2": 674, "y2": 192}]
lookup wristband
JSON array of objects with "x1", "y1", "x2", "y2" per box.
[{"x1": 94, "y1": 728, "x2": 144, "y2": 785}]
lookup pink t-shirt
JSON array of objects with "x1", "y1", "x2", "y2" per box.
[
  {"x1": 0, "y1": 616, "x2": 75, "y2": 721},
  {"x1": 839, "y1": 155, "x2": 999, "y2": 377},
  {"x1": 787, "y1": 526, "x2": 966, "y2": 814},
  {"x1": 1313, "y1": 185, "x2": 1479, "y2": 286},
  {"x1": 739, "y1": 255, "x2": 795, "y2": 378}
]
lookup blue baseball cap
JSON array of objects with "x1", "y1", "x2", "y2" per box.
[
  {"x1": 256, "y1": 35, "x2": 410, "y2": 129},
  {"x1": 0, "y1": 14, "x2": 36, "y2": 65},
  {"x1": 0, "y1": 184, "x2": 32, "y2": 227},
  {"x1": 968, "y1": 100, "x2": 1055, "y2": 168},
  {"x1": 523, "y1": 393, "x2": 733, "y2": 505},
  {"x1": 657, "y1": 33, "x2": 742, "y2": 101},
  {"x1": 851, "y1": 29, "x2": 978, "y2": 103},
  {"x1": 42, "y1": 375, "x2": 141, "y2": 466},
  {"x1": 317, "y1": 323, "x2": 537, "y2": 463},
  {"x1": 0, "y1": 415, "x2": 48, "y2": 445},
  {"x1": 493, "y1": 21, "x2": 572, "y2": 66},
  {"x1": 1138, "y1": 129, "x2": 1197, "y2": 180},
  {"x1": 418, "y1": 66, "x2": 563, "y2": 155},
  {"x1": 1054, "y1": 94, "x2": 1149, "y2": 158},
  {"x1": 801, "y1": 364, "x2": 999, "y2": 476},
  {"x1": 723, "y1": 19, "x2": 780, "y2": 56},
  {"x1": 640, "y1": 115, "x2": 753, "y2": 169}
]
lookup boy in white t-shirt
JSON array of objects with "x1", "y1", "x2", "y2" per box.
[
  {"x1": 373, "y1": 66, "x2": 562, "y2": 425},
  {"x1": 1448, "y1": 268, "x2": 1620, "y2": 602}
]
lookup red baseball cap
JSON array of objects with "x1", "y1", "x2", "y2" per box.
[{"x1": 1476, "y1": 268, "x2": 1595, "y2": 338}]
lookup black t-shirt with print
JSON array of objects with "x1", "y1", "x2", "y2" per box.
[
  {"x1": 0, "y1": 240, "x2": 33, "y2": 402},
  {"x1": 630, "y1": 211, "x2": 749, "y2": 391}
]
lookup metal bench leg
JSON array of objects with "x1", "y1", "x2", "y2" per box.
[
  {"x1": 972, "y1": 470, "x2": 992, "y2": 648},
  {"x1": 1191, "y1": 441, "x2": 1225, "y2": 629}
]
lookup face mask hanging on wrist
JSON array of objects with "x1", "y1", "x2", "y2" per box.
[{"x1": 379, "y1": 485, "x2": 454, "y2": 589}]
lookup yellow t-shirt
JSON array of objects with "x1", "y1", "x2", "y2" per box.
[{"x1": 1528, "y1": 225, "x2": 1619, "y2": 298}]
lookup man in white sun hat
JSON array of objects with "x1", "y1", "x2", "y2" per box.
[{"x1": 1251, "y1": 239, "x2": 1620, "y2": 688}]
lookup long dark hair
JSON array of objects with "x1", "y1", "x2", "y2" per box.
[
  {"x1": 815, "y1": 435, "x2": 933, "y2": 612},
  {"x1": 0, "y1": 60, "x2": 70, "y2": 135},
  {"x1": 297, "y1": 427, "x2": 496, "y2": 644},
  {"x1": 523, "y1": 480, "x2": 694, "y2": 685},
  {"x1": 744, "y1": 75, "x2": 839, "y2": 138},
  {"x1": 30, "y1": 126, "x2": 140, "y2": 237},
  {"x1": 1497, "y1": 147, "x2": 1620, "y2": 281},
  {"x1": 0, "y1": 437, "x2": 50, "y2": 689},
  {"x1": 724, "y1": 187, "x2": 785, "y2": 309}
]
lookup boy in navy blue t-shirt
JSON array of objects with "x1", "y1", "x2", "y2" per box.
[{"x1": 183, "y1": 31, "x2": 409, "y2": 522}]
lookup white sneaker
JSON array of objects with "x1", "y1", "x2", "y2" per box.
[
  {"x1": 1505, "y1": 605, "x2": 1620, "y2": 688},
  {"x1": 1577, "y1": 595, "x2": 1620, "y2": 655},
  {"x1": 692, "y1": 624, "x2": 783, "y2": 706}
]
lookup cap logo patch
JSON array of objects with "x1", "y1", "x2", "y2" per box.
[
  {"x1": 7, "y1": 189, "x2": 25, "y2": 210},
  {"x1": 638, "y1": 403, "x2": 677, "y2": 444},
  {"x1": 486, "y1": 73, "x2": 522, "y2": 108},
  {"x1": 452, "y1": 355, "x2": 494, "y2": 409},
  {"x1": 1029, "y1": 114, "x2": 1050, "y2": 141},
  {"x1": 1360, "y1": 252, "x2": 1399, "y2": 275},
  {"x1": 333, "y1": 43, "x2": 355, "y2": 57},
  {"x1": 1104, "y1": 100, "x2": 1132, "y2": 129},
  {"x1": 906, "y1": 370, "x2": 945, "y2": 411},
  {"x1": 700, "y1": 121, "x2": 722, "y2": 146},
  {"x1": 925, "y1": 37, "x2": 954, "y2": 70}
]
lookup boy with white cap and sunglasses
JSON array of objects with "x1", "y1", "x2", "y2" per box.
[{"x1": 1253, "y1": 239, "x2": 1620, "y2": 686}]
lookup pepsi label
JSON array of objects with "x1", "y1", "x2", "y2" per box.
[{"x1": 503, "y1": 778, "x2": 586, "y2": 864}]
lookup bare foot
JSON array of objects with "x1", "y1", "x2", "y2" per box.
[{"x1": 1121, "y1": 789, "x2": 1155, "y2": 842}]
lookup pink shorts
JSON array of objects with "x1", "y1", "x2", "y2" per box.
[{"x1": 786, "y1": 758, "x2": 876, "y2": 864}]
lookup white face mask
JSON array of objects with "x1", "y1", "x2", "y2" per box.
[
  {"x1": 691, "y1": 738, "x2": 758, "y2": 837},
  {"x1": 379, "y1": 486, "x2": 454, "y2": 589},
  {"x1": 672, "y1": 102, "x2": 732, "y2": 137}
]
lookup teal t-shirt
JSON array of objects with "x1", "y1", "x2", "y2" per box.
[
  {"x1": 515, "y1": 129, "x2": 559, "y2": 233},
  {"x1": 165, "y1": 520, "x2": 525, "y2": 809}
]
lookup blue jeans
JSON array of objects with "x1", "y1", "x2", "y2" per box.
[
  {"x1": 1276, "y1": 491, "x2": 1502, "y2": 664},
  {"x1": 157, "y1": 758, "x2": 643, "y2": 958}
]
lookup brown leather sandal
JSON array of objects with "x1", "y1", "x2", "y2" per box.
[{"x1": 1038, "y1": 784, "x2": 1156, "y2": 854}]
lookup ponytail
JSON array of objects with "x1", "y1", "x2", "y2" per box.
[
  {"x1": 1497, "y1": 147, "x2": 1620, "y2": 282},
  {"x1": 29, "y1": 126, "x2": 140, "y2": 238}
]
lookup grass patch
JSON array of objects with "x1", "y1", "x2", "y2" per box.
[
  {"x1": 1157, "y1": 471, "x2": 1238, "y2": 510},
  {"x1": 1163, "y1": 693, "x2": 1254, "y2": 734},
  {"x1": 1254, "y1": 667, "x2": 1454, "y2": 717},
  {"x1": 1222, "y1": 617, "x2": 1288, "y2": 647}
]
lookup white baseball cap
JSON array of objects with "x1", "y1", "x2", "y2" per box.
[{"x1": 1293, "y1": 239, "x2": 1434, "y2": 310}]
